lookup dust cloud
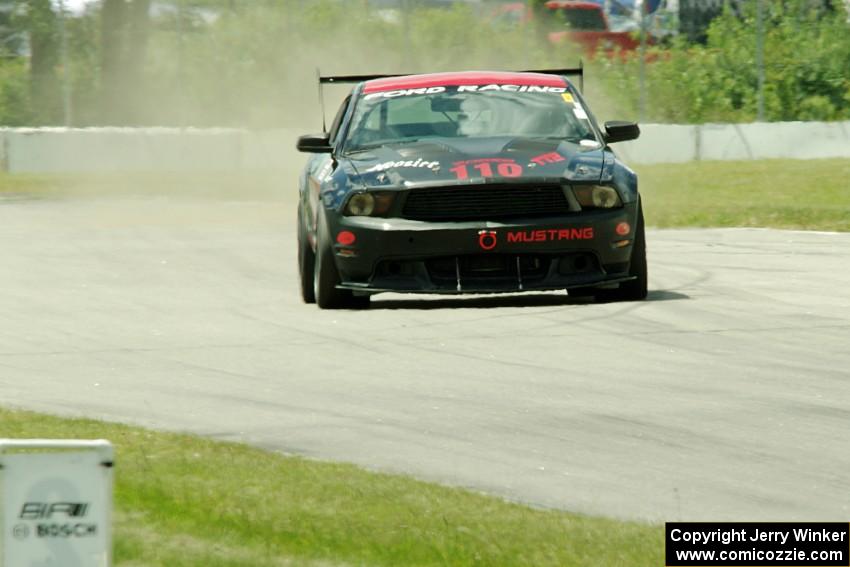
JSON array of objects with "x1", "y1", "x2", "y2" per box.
[{"x1": 11, "y1": 1, "x2": 630, "y2": 200}]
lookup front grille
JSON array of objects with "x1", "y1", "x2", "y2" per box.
[{"x1": 401, "y1": 184, "x2": 570, "y2": 222}]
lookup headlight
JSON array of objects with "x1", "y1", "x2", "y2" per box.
[
  {"x1": 346, "y1": 193, "x2": 375, "y2": 216},
  {"x1": 592, "y1": 186, "x2": 620, "y2": 208},
  {"x1": 344, "y1": 192, "x2": 395, "y2": 217},
  {"x1": 572, "y1": 185, "x2": 623, "y2": 209}
]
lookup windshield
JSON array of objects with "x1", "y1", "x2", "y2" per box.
[{"x1": 344, "y1": 84, "x2": 598, "y2": 153}]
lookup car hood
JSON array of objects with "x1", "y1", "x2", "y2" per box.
[{"x1": 344, "y1": 136, "x2": 605, "y2": 190}]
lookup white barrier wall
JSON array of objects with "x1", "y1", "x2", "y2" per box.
[
  {"x1": 615, "y1": 120, "x2": 850, "y2": 164},
  {"x1": 615, "y1": 124, "x2": 699, "y2": 164},
  {"x1": 1, "y1": 121, "x2": 849, "y2": 173},
  {"x1": 0, "y1": 128, "x2": 302, "y2": 174}
]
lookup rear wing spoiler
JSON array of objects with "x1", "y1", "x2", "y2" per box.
[{"x1": 317, "y1": 63, "x2": 584, "y2": 132}]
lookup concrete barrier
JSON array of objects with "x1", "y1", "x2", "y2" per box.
[
  {"x1": 1, "y1": 121, "x2": 849, "y2": 173},
  {"x1": 0, "y1": 127, "x2": 304, "y2": 174},
  {"x1": 698, "y1": 121, "x2": 850, "y2": 161},
  {"x1": 614, "y1": 124, "x2": 699, "y2": 164},
  {"x1": 615, "y1": 121, "x2": 850, "y2": 164}
]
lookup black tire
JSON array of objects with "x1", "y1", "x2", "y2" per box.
[
  {"x1": 297, "y1": 210, "x2": 316, "y2": 304},
  {"x1": 313, "y1": 219, "x2": 369, "y2": 310},
  {"x1": 597, "y1": 204, "x2": 648, "y2": 303}
]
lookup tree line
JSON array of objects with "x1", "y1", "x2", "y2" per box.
[
  {"x1": 601, "y1": 0, "x2": 850, "y2": 123},
  {"x1": 0, "y1": 0, "x2": 847, "y2": 127}
]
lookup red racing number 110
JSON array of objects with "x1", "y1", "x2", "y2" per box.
[{"x1": 450, "y1": 161, "x2": 523, "y2": 180}]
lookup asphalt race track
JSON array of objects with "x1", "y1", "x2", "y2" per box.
[{"x1": 2, "y1": 197, "x2": 849, "y2": 522}]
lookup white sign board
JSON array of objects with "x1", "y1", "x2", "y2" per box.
[{"x1": 0, "y1": 440, "x2": 113, "y2": 567}]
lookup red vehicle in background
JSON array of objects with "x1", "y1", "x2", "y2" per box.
[{"x1": 492, "y1": 1, "x2": 644, "y2": 57}]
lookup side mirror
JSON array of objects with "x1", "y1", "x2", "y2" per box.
[
  {"x1": 297, "y1": 133, "x2": 332, "y2": 153},
  {"x1": 603, "y1": 121, "x2": 640, "y2": 144}
]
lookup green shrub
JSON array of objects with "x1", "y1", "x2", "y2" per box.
[
  {"x1": 600, "y1": 0, "x2": 850, "y2": 123},
  {"x1": 0, "y1": 59, "x2": 33, "y2": 126}
]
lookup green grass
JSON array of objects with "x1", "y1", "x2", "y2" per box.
[
  {"x1": 0, "y1": 408, "x2": 662, "y2": 567},
  {"x1": 636, "y1": 158, "x2": 850, "y2": 232},
  {"x1": 0, "y1": 171, "x2": 287, "y2": 200},
  {"x1": 0, "y1": 172, "x2": 59, "y2": 195}
]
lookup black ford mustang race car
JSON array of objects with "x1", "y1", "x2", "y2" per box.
[{"x1": 296, "y1": 69, "x2": 645, "y2": 309}]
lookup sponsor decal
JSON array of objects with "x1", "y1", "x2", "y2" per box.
[
  {"x1": 530, "y1": 152, "x2": 566, "y2": 166},
  {"x1": 561, "y1": 93, "x2": 575, "y2": 104},
  {"x1": 35, "y1": 524, "x2": 98, "y2": 538},
  {"x1": 12, "y1": 524, "x2": 30, "y2": 539},
  {"x1": 507, "y1": 228, "x2": 594, "y2": 243},
  {"x1": 573, "y1": 103, "x2": 589, "y2": 120},
  {"x1": 315, "y1": 160, "x2": 334, "y2": 182},
  {"x1": 478, "y1": 230, "x2": 498, "y2": 251},
  {"x1": 456, "y1": 84, "x2": 566, "y2": 94},
  {"x1": 364, "y1": 86, "x2": 446, "y2": 100},
  {"x1": 364, "y1": 85, "x2": 567, "y2": 99},
  {"x1": 363, "y1": 73, "x2": 567, "y2": 94},
  {"x1": 18, "y1": 502, "x2": 98, "y2": 539},
  {"x1": 475, "y1": 228, "x2": 594, "y2": 250},
  {"x1": 367, "y1": 158, "x2": 440, "y2": 173},
  {"x1": 20, "y1": 503, "x2": 89, "y2": 520},
  {"x1": 451, "y1": 158, "x2": 522, "y2": 180}
]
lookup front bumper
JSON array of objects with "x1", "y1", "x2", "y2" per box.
[{"x1": 325, "y1": 204, "x2": 639, "y2": 294}]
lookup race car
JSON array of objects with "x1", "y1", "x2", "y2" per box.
[{"x1": 296, "y1": 68, "x2": 645, "y2": 309}]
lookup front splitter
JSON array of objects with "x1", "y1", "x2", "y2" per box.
[{"x1": 337, "y1": 275, "x2": 636, "y2": 295}]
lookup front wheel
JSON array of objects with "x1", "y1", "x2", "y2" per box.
[
  {"x1": 313, "y1": 220, "x2": 369, "y2": 310},
  {"x1": 597, "y1": 204, "x2": 648, "y2": 302},
  {"x1": 297, "y1": 210, "x2": 316, "y2": 304}
]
